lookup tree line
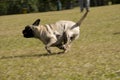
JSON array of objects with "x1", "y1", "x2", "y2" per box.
[{"x1": 0, "y1": 0, "x2": 120, "y2": 15}]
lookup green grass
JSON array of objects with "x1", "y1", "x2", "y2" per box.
[{"x1": 0, "y1": 5, "x2": 120, "y2": 80}]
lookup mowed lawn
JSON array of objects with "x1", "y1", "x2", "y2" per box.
[{"x1": 0, "y1": 5, "x2": 120, "y2": 80}]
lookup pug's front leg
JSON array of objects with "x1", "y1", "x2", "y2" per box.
[
  {"x1": 45, "y1": 38, "x2": 57, "y2": 54},
  {"x1": 45, "y1": 46, "x2": 52, "y2": 54}
]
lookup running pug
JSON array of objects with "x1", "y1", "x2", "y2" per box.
[{"x1": 22, "y1": 11, "x2": 88, "y2": 54}]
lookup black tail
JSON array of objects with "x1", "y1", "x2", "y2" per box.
[{"x1": 76, "y1": 11, "x2": 88, "y2": 26}]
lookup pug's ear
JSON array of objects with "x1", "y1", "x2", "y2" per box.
[{"x1": 32, "y1": 19, "x2": 40, "y2": 26}]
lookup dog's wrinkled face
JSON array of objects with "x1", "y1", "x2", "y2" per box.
[
  {"x1": 22, "y1": 19, "x2": 40, "y2": 38},
  {"x1": 22, "y1": 26, "x2": 34, "y2": 38}
]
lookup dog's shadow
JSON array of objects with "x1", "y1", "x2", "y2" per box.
[
  {"x1": 113, "y1": 32, "x2": 120, "y2": 35},
  {"x1": 0, "y1": 52, "x2": 64, "y2": 60}
]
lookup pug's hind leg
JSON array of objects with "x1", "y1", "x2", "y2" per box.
[
  {"x1": 62, "y1": 32, "x2": 72, "y2": 53},
  {"x1": 62, "y1": 44, "x2": 71, "y2": 53}
]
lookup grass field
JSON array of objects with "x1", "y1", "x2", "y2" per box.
[{"x1": 0, "y1": 5, "x2": 120, "y2": 80}]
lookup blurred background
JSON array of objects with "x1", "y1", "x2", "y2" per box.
[{"x1": 0, "y1": 0, "x2": 120, "y2": 15}]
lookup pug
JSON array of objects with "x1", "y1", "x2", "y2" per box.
[{"x1": 22, "y1": 11, "x2": 88, "y2": 54}]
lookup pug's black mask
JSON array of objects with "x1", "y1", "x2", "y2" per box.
[
  {"x1": 22, "y1": 19, "x2": 40, "y2": 38},
  {"x1": 22, "y1": 26, "x2": 34, "y2": 38}
]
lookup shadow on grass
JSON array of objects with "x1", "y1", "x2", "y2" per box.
[
  {"x1": 113, "y1": 32, "x2": 120, "y2": 35},
  {"x1": 0, "y1": 52, "x2": 64, "y2": 60}
]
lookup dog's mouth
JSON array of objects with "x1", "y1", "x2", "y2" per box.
[{"x1": 23, "y1": 33, "x2": 29, "y2": 38}]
